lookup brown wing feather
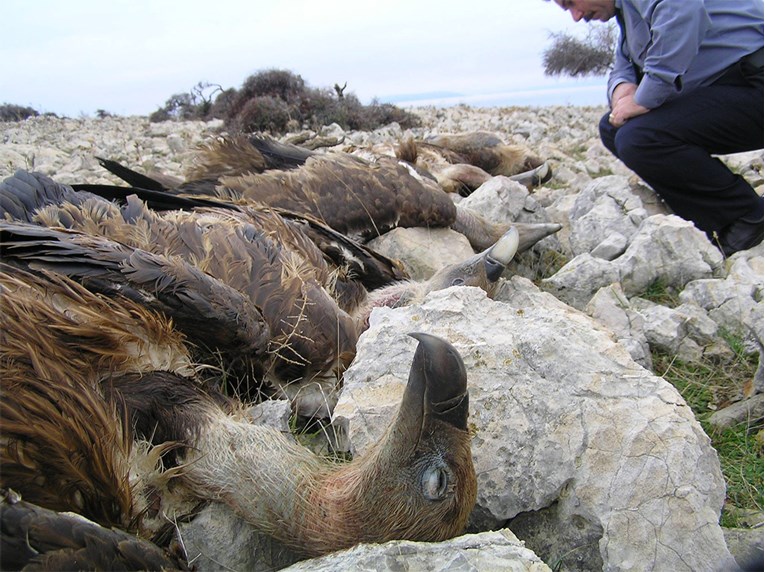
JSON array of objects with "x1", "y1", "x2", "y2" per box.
[
  {"x1": 1, "y1": 489, "x2": 189, "y2": 571},
  {"x1": 424, "y1": 132, "x2": 531, "y2": 176},
  {"x1": 2, "y1": 172, "x2": 360, "y2": 398},
  {"x1": 0, "y1": 267, "x2": 233, "y2": 537},
  {"x1": 216, "y1": 152, "x2": 457, "y2": 241},
  {"x1": 0, "y1": 268, "x2": 167, "y2": 529},
  {"x1": 186, "y1": 135, "x2": 268, "y2": 181},
  {"x1": 0, "y1": 222, "x2": 270, "y2": 364}
]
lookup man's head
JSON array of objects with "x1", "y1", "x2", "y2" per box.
[{"x1": 549, "y1": 0, "x2": 617, "y2": 23}]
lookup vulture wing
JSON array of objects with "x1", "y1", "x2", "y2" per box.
[
  {"x1": 0, "y1": 222, "x2": 269, "y2": 362},
  {"x1": 0, "y1": 489, "x2": 189, "y2": 571}
]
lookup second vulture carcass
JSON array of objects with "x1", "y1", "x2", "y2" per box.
[
  {"x1": 0, "y1": 170, "x2": 519, "y2": 416},
  {"x1": 94, "y1": 134, "x2": 561, "y2": 253},
  {"x1": 393, "y1": 130, "x2": 553, "y2": 196},
  {"x1": 0, "y1": 263, "x2": 476, "y2": 568}
]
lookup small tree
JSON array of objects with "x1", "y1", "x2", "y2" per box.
[
  {"x1": 149, "y1": 81, "x2": 223, "y2": 122},
  {"x1": 542, "y1": 23, "x2": 617, "y2": 77},
  {"x1": 190, "y1": 81, "x2": 224, "y2": 117}
]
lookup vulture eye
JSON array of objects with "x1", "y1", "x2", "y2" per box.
[
  {"x1": 422, "y1": 465, "x2": 450, "y2": 500},
  {"x1": 451, "y1": 278, "x2": 465, "y2": 286}
]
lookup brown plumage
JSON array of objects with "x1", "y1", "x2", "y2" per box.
[
  {"x1": 1, "y1": 170, "x2": 519, "y2": 416},
  {"x1": 0, "y1": 266, "x2": 200, "y2": 534},
  {"x1": 419, "y1": 131, "x2": 544, "y2": 175},
  {"x1": 395, "y1": 132, "x2": 552, "y2": 196},
  {"x1": 94, "y1": 135, "x2": 560, "y2": 252},
  {"x1": 1, "y1": 171, "x2": 369, "y2": 410},
  {"x1": 0, "y1": 263, "x2": 476, "y2": 566},
  {"x1": 191, "y1": 137, "x2": 459, "y2": 244},
  {"x1": 1, "y1": 489, "x2": 189, "y2": 572}
]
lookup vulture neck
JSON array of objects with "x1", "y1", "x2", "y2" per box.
[
  {"x1": 182, "y1": 412, "x2": 386, "y2": 557},
  {"x1": 355, "y1": 281, "x2": 423, "y2": 329}
]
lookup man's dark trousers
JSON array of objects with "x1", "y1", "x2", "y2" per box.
[{"x1": 599, "y1": 63, "x2": 764, "y2": 236}]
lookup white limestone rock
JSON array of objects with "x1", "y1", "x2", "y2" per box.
[
  {"x1": 367, "y1": 227, "x2": 473, "y2": 281},
  {"x1": 282, "y1": 529, "x2": 550, "y2": 572},
  {"x1": 334, "y1": 283, "x2": 735, "y2": 572},
  {"x1": 680, "y1": 247, "x2": 764, "y2": 340},
  {"x1": 585, "y1": 283, "x2": 652, "y2": 369},
  {"x1": 541, "y1": 253, "x2": 621, "y2": 309},
  {"x1": 617, "y1": 215, "x2": 724, "y2": 296},
  {"x1": 567, "y1": 176, "x2": 646, "y2": 255},
  {"x1": 543, "y1": 214, "x2": 724, "y2": 310},
  {"x1": 590, "y1": 232, "x2": 628, "y2": 260},
  {"x1": 460, "y1": 176, "x2": 545, "y2": 225}
]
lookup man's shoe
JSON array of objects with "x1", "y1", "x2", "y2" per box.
[{"x1": 717, "y1": 217, "x2": 764, "y2": 256}]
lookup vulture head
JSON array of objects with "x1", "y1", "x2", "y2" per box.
[
  {"x1": 424, "y1": 226, "x2": 520, "y2": 296},
  {"x1": 347, "y1": 332, "x2": 476, "y2": 546},
  {"x1": 362, "y1": 226, "x2": 520, "y2": 320},
  {"x1": 182, "y1": 332, "x2": 477, "y2": 557}
]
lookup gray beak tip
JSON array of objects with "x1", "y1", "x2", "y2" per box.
[{"x1": 408, "y1": 332, "x2": 469, "y2": 429}]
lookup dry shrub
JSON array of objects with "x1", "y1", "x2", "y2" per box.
[
  {"x1": 0, "y1": 103, "x2": 40, "y2": 122},
  {"x1": 150, "y1": 68, "x2": 421, "y2": 135}
]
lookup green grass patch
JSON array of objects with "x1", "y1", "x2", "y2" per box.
[
  {"x1": 535, "y1": 249, "x2": 570, "y2": 281},
  {"x1": 589, "y1": 167, "x2": 614, "y2": 178},
  {"x1": 652, "y1": 339, "x2": 763, "y2": 528},
  {"x1": 641, "y1": 278, "x2": 681, "y2": 308},
  {"x1": 566, "y1": 143, "x2": 589, "y2": 161}
]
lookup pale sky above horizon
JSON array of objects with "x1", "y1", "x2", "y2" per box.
[{"x1": 2, "y1": 1, "x2": 608, "y2": 117}]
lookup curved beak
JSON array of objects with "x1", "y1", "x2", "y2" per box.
[
  {"x1": 515, "y1": 222, "x2": 562, "y2": 253},
  {"x1": 394, "y1": 333, "x2": 469, "y2": 437},
  {"x1": 482, "y1": 227, "x2": 519, "y2": 282}
]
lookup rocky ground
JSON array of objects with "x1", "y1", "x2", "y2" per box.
[{"x1": 1, "y1": 107, "x2": 762, "y2": 571}]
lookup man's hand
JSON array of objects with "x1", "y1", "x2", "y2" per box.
[
  {"x1": 609, "y1": 83, "x2": 649, "y2": 127},
  {"x1": 612, "y1": 82, "x2": 638, "y2": 105}
]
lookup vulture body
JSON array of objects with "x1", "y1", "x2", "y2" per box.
[
  {"x1": 1, "y1": 170, "x2": 519, "y2": 415},
  {"x1": 94, "y1": 135, "x2": 560, "y2": 253},
  {"x1": 0, "y1": 263, "x2": 477, "y2": 567},
  {"x1": 422, "y1": 131, "x2": 544, "y2": 176},
  {"x1": 394, "y1": 132, "x2": 553, "y2": 196},
  {"x1": 1, "y1": 489, "x2": 189, "y2": 572}
]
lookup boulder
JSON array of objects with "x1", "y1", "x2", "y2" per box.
[
  {"x1": 334, "y1": 283, "x2": 736, "y2": 572},
  {"x1": 367, "y1": 227, "x2": 473, "y2": 281},
  {"x1": 282, "y1": 530, "x2": 550, "y2": 572},
  {"x1": 585, "y1": 283, "x2": 652, "y2": 369},
  {"x1": 460, "y1": 176, "x2": 545, "y2": 226},
  {"x1": 680, "y1": 250, "x2": 764, "y2": 340},
  {"x1": 617, "y1": 215, "x2": 723, "y2": 296},
  {"x1": 543, "y1": 215, "x2": 724, "y2": 310},
  {"x1": 567, "y1": 176, "x2": 646, "y2": 255}
]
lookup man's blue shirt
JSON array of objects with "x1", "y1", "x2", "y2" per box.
[{"x1": 609, "y1": 0, "x2": 764, "y2": 108}]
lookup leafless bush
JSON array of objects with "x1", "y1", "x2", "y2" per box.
[
  {"x1": 149, "y1": 81, "x2": 223, "y2": 122},
  {"x1": 542, "y1": 23, "x2": 617, "y2": 77}
]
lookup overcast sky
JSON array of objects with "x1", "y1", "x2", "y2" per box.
[{"x1": 2, "y1": 0, "x2": 608, "y2": 117}]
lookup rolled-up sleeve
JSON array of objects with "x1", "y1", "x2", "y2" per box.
[{"x1": 633, "y1": 0, "x2": 711, "y2": 108}]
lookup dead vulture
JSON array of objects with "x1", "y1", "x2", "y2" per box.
[
  {"x1": 93, "y1": 135, "x2": 560, "y2": 252},
  {"x1": 0, "y1": 264, "x2": 476, "y2": 566},
  {"x1": 1, "y1": 170, "x2": 518, "y2": 416}
]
